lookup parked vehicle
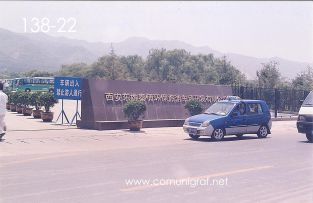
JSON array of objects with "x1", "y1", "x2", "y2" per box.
[
  {"x1": 297, "y1": 91, "x2": 313, "y2": 142},
  {"x1": 1, "y1": 79, "x2": 14, "y2": 91},
  {"x1": 183, "y1": 98, "x2": 272, "y2": 141},
  {"x1": 12, "y1": 77, "x2": 54, "y2": 92}
]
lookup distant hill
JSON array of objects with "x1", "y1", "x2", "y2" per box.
[
  {"x1": 0, "y1": 28, "x2": 311, "y2": 79},
  {"x1": 0, "y1": 28, "x2": 99, "y2": 72}
]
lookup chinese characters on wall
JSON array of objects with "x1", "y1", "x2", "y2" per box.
[{"x1": 104, "y1": 92, "x2": 226, "y2": 104}]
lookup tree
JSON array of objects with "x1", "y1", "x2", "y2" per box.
[
  {"x1": 257, "y1": 61, "x2": 281, "y2": 88},
  {"x1": 120, "y1": 55, "x2": 145, "y2": 81},
  {"x1": 214, "y1": 56, "x2": 246, "y2": 85},
  {"x1": 292, "y1": 66, "x2": 313, "y2": 91},
  {"x1": 102, "y1": 44, "x2": 129, "y2": 80},
  {"x1": 145, "y1": 48, "x2": 167, "y2": 82},
  {"x1": 90, "y1": 54, "x2": 128, "y2": 80},
  {"x1": 24, "y1": 70, "x2": 53, "y2": 77},
  {"x1": 3, "y1": 48, "x2": 248, "y2": 86},
  {"x1": 57, "y1": 63, "x2": 88, "y2": 77}
]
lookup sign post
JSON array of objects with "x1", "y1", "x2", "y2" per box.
[
  {"x1": 70, "y1": 100, "x2": 81, "y2": 126},
  {"x1": 56, "y1": 99, "x2": 70, "y2": 124},
  {"x1": 54, "y1": 77, "x2": 82, "y2": 125}
]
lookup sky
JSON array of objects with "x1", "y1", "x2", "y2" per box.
[{"x1": 0, "y1": 1, "x2": 312, "y2": 63}]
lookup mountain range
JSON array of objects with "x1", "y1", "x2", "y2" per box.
[{"x1": 0, "y1": 28, "x2": 311, "y2": 79}]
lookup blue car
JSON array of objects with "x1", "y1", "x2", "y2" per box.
[{"x1": 183, "y1": 98, "x2": 272, "y2": 141}]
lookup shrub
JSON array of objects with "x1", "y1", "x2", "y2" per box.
[
  {"x1": 39, "y1": 92, "x2": 58, "y2": 112},
  {"x1": 18, "y1": 92, "x2": 32, "y2": 107},
  {"x1": 6, "y1": 91, "x2": 12, "y2": 104},
  {"x1": 30, "y1": 92, "x2": 43, "y2": 110},
  {"x1": 123, "y1": 100, "x2": 147, "y2": 121},
  {"x1": 184, "y1": 100, "x2": 204, "y2": 116},
  {"x1": 11, "y1": 91, "x2": 23, "y2": 106}
]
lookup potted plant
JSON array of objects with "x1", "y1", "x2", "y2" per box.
[
  {"x1": 15, "y1": 91, "x2": 23, "y2": 114},
  {"x1": 15, "y1": 92, "x2": 24, "y2": 114},
  {"x1": 39, "y1": 92, "x2": 58, "y2": 122},
  {"x1": 5, "y1": 91, "x2": 11, "y2": 110},
  {"x1": 184, "y1": 100, "x2": 204, "y2": 116},
  {"x1": 19, "y1": 92, "x2": 33, "y2": 116},
  {"x1": 123, "y1": 100, "x2": 147, "y2": 131},
  {"x1": 30, "y1": 92, "x2": 43, "y2": 119},
  {"x1": 9, "y1": 92, "x2": 18, "y2": 112}
]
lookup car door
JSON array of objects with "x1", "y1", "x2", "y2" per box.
[
  {"x1": 245, "y1": 103, "x2": 263, "y2": 133},
  {"x1": 226, "y1": 102, "x2": 247, "y2": 135}
]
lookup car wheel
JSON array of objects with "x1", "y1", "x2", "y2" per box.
[
  {"x1": 189, "y1": 134, "x2": 200, "y2": 140},
  {"x1": 49, "y1": 88, "x2": 54, "y2": 93},
  {"x1": 236, "y1": 134, "x2": 244, "y2": 139},
  {"x1": 212, "y1": 128, "x2": 225, "y2": 141},
  {"x1": 306, "y1": 133, "x2": 313, "y2": 143},
  {"x1": 257, "y1": 125, "x2": 268, "y2": 138},
  {"x1": 25, "y1": 88, "x2": 31, "y2": 92}
]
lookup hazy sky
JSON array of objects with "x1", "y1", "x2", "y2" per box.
[{"x1": 0, "y1": 1, "x2": 312, "y2": 63}]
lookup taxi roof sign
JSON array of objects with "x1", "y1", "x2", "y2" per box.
[{"x1": 226, "y1": 96, "x2": 241, "y2": 101}]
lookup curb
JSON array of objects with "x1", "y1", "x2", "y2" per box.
[{"x1": 272, "y1": 117, "x2": 298, "y2": 121}]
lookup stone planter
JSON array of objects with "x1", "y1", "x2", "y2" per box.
[
  {"x1": 10, "y1": 104, "x2": 16, "y2": 112},
  {"x1": 22, "y1": 107, "x2": 33, "y2": 116},
  {"x1": 41, "y1": 112, "x2": 54, "y2": 122},
  {"x1": 6, "y1": 104, "x2": 10, "y2": 110},
  {"x1": 16, "y1": 106, "x2": 23, "y2": 114},
  {"x1": 33, "y1": 109, "x2": 43, "y2": 119},
  {"x1": 128, "y1": 120, "x2": 143, "y2": 131}
]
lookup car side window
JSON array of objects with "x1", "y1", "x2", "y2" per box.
[
  {"x1": 257, "y1": 104, "x2": 263, "y2": 114},
  {"x1": 234, "y1": 103, "x2": 246, "y2": 115},
  {"x1": 247, "y1": 103, "x2": 263, "y2": 115}
]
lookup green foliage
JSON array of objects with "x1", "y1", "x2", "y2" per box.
[
  {"x1": 18, "y1": 92, "x2": 32, "y2": 107},
  {"x1": 6, "y1": 91, "x2": 12, "y2": 104},
  {"x1": 257, "y1": 61, "x2": 281, "y2": 88},
  {"x1": 120, "y1": 55, "x2": 145, "y2": 81},
  {"x1": 24, "y1": 70, "x2": 53, "y2": 77},
  {"x1": 0, "y1": 70, "x2": 22, "y2": 79},
  {"x1": 39, "y1": 92, "x2": 58, "y2": 112},
  {"x1": 55, "y1": 49, "x2": 247, "y2": 86},
  {"x1": 13, "y1": 91, "x2": 25, "y2": 106},
  {"x1": 215, "y1": 56, "x2": 246, "y2": 85},
  {"x1": 57, "y1": 63, "x2": 89, "y2": 77},
  {"x1": 292, "y1": 66, "x2": 313, "y2": 91},
  {"x1": 123, "y1": 100, "x2": 147, "y2": 121},
  {"x1": 184, "y1": 100, "x2": 204, "y2": 116},
  {"x1": 30, "y1": 92, "x2": 43, "y2": 110},
  {"x1": 0, "y1": 69, "x2": 53, "y2": 79},
  {"x1": 9, "y1": 92, "x2": 19, "y2": 105},
  {"x1": 145, "y1": 49, "x2": 246, "y2": 85},
  {"x1": 2, "y1": 49, "x2": 310, "y2": 92}
]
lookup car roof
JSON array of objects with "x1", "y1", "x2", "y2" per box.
[{"x1": 218, "y1": 99, "x2": 265, "y2": 104}]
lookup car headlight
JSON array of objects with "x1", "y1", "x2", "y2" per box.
[
  {"x1": 298, "y1": 115, "x2": 306, "y2": 121},
  {"x1": 201, "y1": 121, "x2": 210, "y2": 127},
  {"x1": 184, "y1": 118, "x2": 190, "y2": 125}
]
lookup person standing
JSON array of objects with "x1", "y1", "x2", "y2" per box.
[{"x1": 0, "y1": 82, "x2": 8, "y2": 139}]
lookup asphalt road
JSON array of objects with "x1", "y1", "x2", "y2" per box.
[{"x1": 0, "y1": 112, "x2": 312, "y2": 203}]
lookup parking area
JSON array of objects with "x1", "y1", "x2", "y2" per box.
[{"x1": 0, "y1": 109, "x2": 312, "y2": 203}]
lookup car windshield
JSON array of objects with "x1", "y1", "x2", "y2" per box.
[
  {"x1": 205, "y1": 102, "x2": 236, "y2": 116},
  {"x1": 302, "y1": 91, "x2": 313, "y2": 106}
]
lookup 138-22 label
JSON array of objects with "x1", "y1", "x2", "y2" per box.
[{"x1": 22, "y1": 17, "x2": 77, "y2": 33}]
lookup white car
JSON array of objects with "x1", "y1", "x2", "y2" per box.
[{"x1": 297, "y1": 91, "x2": 313, "y2": 142}]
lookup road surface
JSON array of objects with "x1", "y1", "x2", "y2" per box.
[{"x1": 0, "y1": 111, "x2": 312, "y2": 203}]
